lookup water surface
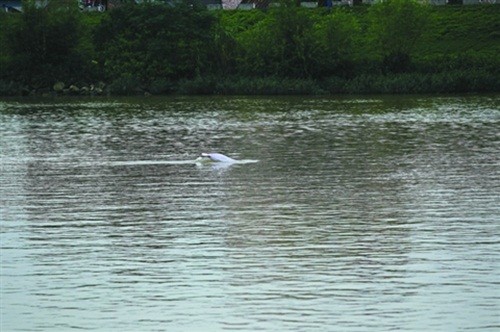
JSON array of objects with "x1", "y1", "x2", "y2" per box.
[{"x1": 1, "y1": 95, "x2": 499, "y2": 331}]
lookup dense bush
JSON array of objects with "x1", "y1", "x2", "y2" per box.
[
  {"x1": 0, "y1": 80, "x2": 26, "y2": 96},
  {"x1": 0, "y1": 0, "x2": 96, "y2": 88},
  {"x1": 367, "y1": 0, "x2": 431, "y2": 73},
  {"x1": 238, "y1": 3, "x2": 320, "y2": 78},
  {"x1": 0, "y1": 0, "x2": 498, "y2": 95},
  {"x1": 313, "y1": 9, "x2": 361, "y2": 77},
  {"x1": 215, "y1": 76, "x2": 323, "y2": 95},
  {"x1": 94, "y1": 1, "x2": 217, "y2": 86},
  {"x1": 324, "y1": 69, "x2": 500, "y2": 94},
  {"x1": 108, "y1": 74, "x2": 143, "y2": 95}
]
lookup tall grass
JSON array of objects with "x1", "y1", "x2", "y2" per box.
[{"x1": 324, "y1": 70, "x2": 500, "y2": 94}]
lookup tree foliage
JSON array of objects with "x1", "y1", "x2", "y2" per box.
[
  {"x1": 236, "y1": 3, "x2": 361, "y2": 78},
  {"x1": 0, "y1": 1, "x2": 497, "y2": 95},
  {"x1": 367, "y1": 0, "x2": 431, "y2": 72},
  {"x1": 1, "y1": 0, "x2": 94, "y2": 87},
  {"x1": 94, "y1": 1, "x2": 216, "y2": 85},
  {"x1": 313, "y1": 9, "x2": 361, "y2": 77},
  {"x1": 236, "y1": 4, "x2": 317, "y2": 78}
]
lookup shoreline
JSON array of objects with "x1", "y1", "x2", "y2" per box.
[{"x1": 1, "y1": 71, "x2": 498, "y2": 97}]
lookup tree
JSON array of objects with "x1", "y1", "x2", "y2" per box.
[
  {"x1": 314, "y1": 9, "x2": 361, "y2": 77},
  {"x1": 237, "y1": 1, "x2": 318, "y2": 78},
  {"x1": 2, "y1": 0, "x2": 92, "y2": 87},
  {"x1": 367, "y1": 0, "x2": 431, "y2": 73},
  {"x1": 94, "y1": 1, "x2": 216, "y2": 85}
]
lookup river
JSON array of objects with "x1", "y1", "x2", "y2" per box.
[{"x1": 1, "y1": 95, "x2": 499, "y2": 331}]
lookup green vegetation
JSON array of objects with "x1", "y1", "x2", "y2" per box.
[{"x1": 0, "y1": 0, "x2": 499, "y2": 96}]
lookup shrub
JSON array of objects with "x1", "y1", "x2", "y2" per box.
[
  {"x1": 108, "y1": 75, "x2": 142, "y2": 95},
  {"x1": 0, "y1": 80, "x2": 26, "y2": 96},
  {"x1": 149, "y1": 78, "x2": 175, "y2": 95},
  {"x1": 2, "y1": 0, "x2": 94, "y2": 87},
  {"x1": 313, "y1": 9, "x2": 361, "y2": 77},
  {"x1": 236, "y1": 3, "x2": 319, "y2": 78},
  {"x1": 216, "y1": 76, "x2": 323, "y2": 95},
  {"x1": 94, "y1": 2, "x2": 216, "y2": 85},
  {"x1": 367, "y1": 0, "x2": 431, "y2": 73},
  {"x1": 176, "y1": 76, "x2": 218, "y2": 95}
]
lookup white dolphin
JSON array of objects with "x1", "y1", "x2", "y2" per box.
[{"x1": 199, "y1": 152, "x2": 237, "y2": 163}]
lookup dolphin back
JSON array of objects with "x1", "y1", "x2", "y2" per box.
[{"x1": 201, "y1": 153, "x2": 237, "y2": 163}]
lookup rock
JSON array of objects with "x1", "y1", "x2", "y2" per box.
[
  {"x1": 53, "y1": 82, "x2": 65, "y2": 92},
  {"x1": 69, "y1": 85, "x2": 80, "y2": 93}
]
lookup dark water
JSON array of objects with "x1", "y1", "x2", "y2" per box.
[{"x1": 1, "y1": 95, "x2": 499, "y2": 331}]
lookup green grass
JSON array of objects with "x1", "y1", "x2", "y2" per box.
[{"x1": 415, "y1": 5, "x2": 500, "y2": 56}]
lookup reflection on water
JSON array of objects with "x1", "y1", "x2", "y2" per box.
[{"x1": 1, "y1": 95, "x2": 499, "y2": 331}]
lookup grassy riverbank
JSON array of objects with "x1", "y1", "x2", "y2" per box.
[{"x1": 0, "y1": 0, "x2": 499, "y2": 96}]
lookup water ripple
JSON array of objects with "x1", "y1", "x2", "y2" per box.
[{"x1": 1, "y1": 95, "x2": 499, "y2": 331}]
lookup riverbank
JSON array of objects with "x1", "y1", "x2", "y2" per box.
[
  {"x1": 1, "y1": 1, "x2": 499, "y2": 96},
  {"x1": 3, "y1": 71, "x2": 497, "y2": 97}
]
